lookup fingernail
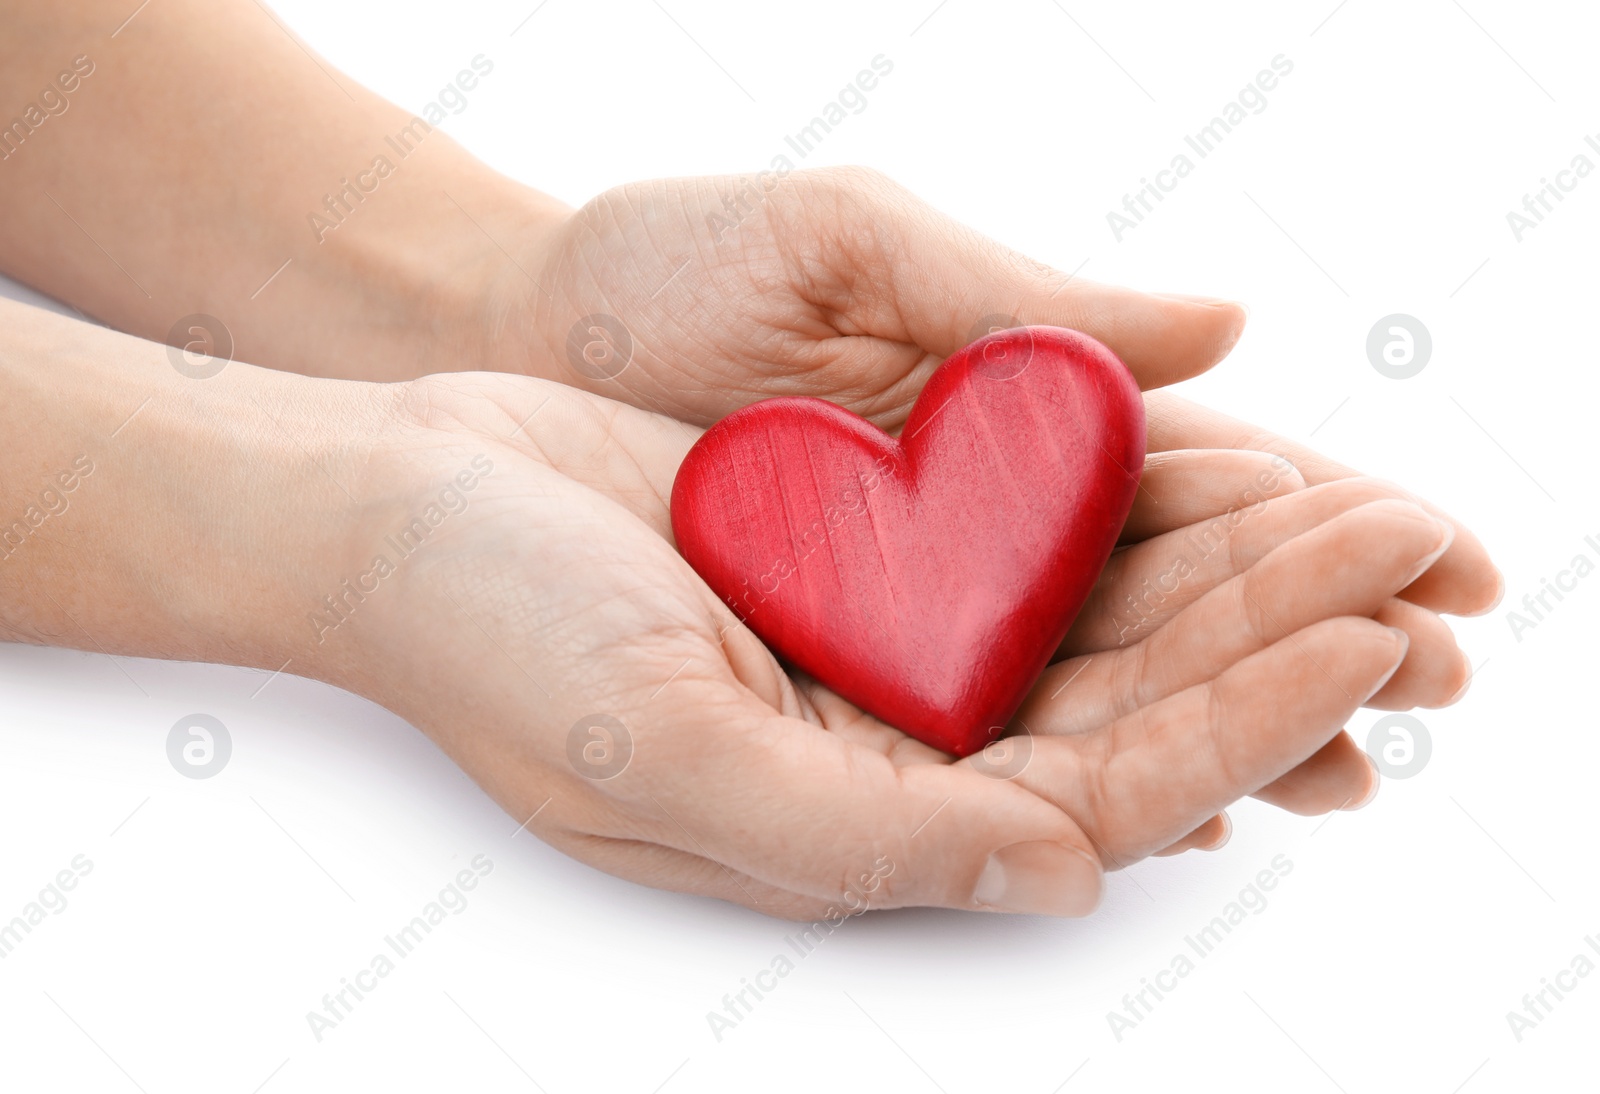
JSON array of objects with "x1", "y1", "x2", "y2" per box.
[
  {"x1": 1401, "y1": 518, "x2": 1456, "y2": 587},
  {"x1": 1275, "y1": 458, "x2": 1306, "y2": 492},
  {"x1": 1363, "y1": 628, "x2": 1411, "y2": 702},
  {"x1": 1154, "y1": 292, "x2": 1247, "y2": 312},
  {"x1": 1250, "y1": 452, "x2": 1304, "y2": 494},
  {"x1": 974, "y1": 841, "x2": 1102, "y2": 916},
  {"x1": 1208, "y1": 812, "x2": 1233, "y2": 850},
  {"x1": 1344, "y1": 753, "x2": 1381, "y2": 810}
]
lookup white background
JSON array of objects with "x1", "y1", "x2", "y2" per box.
[{"x1": 2, "y1": 1, "x2": 1596, "y2": 1091}]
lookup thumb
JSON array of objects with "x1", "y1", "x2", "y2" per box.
[
  {"x1": 632, "y1": 684, "x2": 1106, "y2": 916},
  {"x1": 821, "y1": 168, "x2": 1248, "y2": 389}
]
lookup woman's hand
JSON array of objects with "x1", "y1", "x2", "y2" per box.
[
  {"x1": 0, "y1": 299, "x2": 1469, "y2": 919},
  {"x1": 0, "y1": 7, "x2": 1502, "y2": 622},
  {"x1": 327, "y1": 371, "x2": 1446, "y2": 918},
  {"x1": 503, "y1": 168, "x2": 1499, "y2": 619},
  {"x1": 0, "y1": 7, "x2": 1498, "y2": 921},
  {"x1": 511, "y1": 167, "x2": 1245, "y2": 427}
]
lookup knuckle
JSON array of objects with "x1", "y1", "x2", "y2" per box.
[
  {"x1": 1077, "y1": 719, "x2": 1125, "y2": 835},
  {"x1": 802, "y1": 163, "x2": 899, "y2": 197},
  {"x1": 1201, "y1": 681, "x2": 1246, "y2": 790},
  {"x1": 1112, "y1": 638, "x2": 1153, "y2": 721},
  {"x1": 393, "y1": 372, "x2": 460, "y2": 431},
  {"x1": 1233, "y1": 570, "x2": 1277, "y2": 649}
]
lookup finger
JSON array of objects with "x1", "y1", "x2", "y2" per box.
[
  {"x1": 1152, "y1": 813, "x2": 1231, "y2": 857},
  {"x1": 1368, "y1": 597, "x2": 1472, "y2": 709},
  {"x1": 1014, "y1": 618, "x2": 1408, "y2": 862},
  {"x1": 1025, "y1": 499, "x2": 1452, "y2": 736},
  {"x1": 1145, "y1": 390, "x2": 1502, "y2": 615},
  {"x1": 1250, "y1": 732, "x2": 1378, "y2": 815},
  {"x1": 1121, "y1": 449, "x2": 1305, "y2": 544},
  {"x1": 1064, "y1": 477, "x2": 1459, "y2": 657},
  {"x1": 551, "y1": 829, "x2": 843, "y2": 921},
  {"x1": 809, "y1": 169, "x2": 1249, "y2": 390},
  {"x1": 624, "y1": 676, "x2": 1106, "y2": 916}
]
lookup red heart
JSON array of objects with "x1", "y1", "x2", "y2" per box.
[{"x1": 670, "y1": 326, "x2": 1145, "y2": 757}]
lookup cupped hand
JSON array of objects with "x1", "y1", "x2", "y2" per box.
[
  {"x1": 516, "y1": 167, "x2": 1244, "y2": 429},
  {"x1": 511, "y1": 168, "x2": 1498, "y2": 614},
  {"x1": 328, "y1": 372, "x2": 1445, "y2": 919}
]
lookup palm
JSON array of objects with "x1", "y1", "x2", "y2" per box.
[{"x1": 346, "y1": 373, "x2": 1439, "y2": 916}]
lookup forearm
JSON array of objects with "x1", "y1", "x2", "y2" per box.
[
  {"x1": 0, "y1": 296, "x2": 384, "y2": 681},
  {"x1": 0, "y1": 0, "x2": 566, "y2": 381}
]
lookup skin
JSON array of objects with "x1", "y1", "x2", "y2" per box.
[{"x1": 0, "y1": 2, "x2": 1500, "y2": 918}]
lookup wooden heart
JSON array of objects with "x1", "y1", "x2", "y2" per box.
[{"x1": 671, "y1": 326, "x2": 1145, "y2": 756}]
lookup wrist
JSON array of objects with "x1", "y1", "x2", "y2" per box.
[
  {"x1": 304, "y1": 152, "x2": 571, "y2": 382},
  {"x1": 0, "y1": 299, "x2": 402, "y2": 683},
  {"x1": 240, "y1": 148, "x2": 571, "y2": 385}
]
